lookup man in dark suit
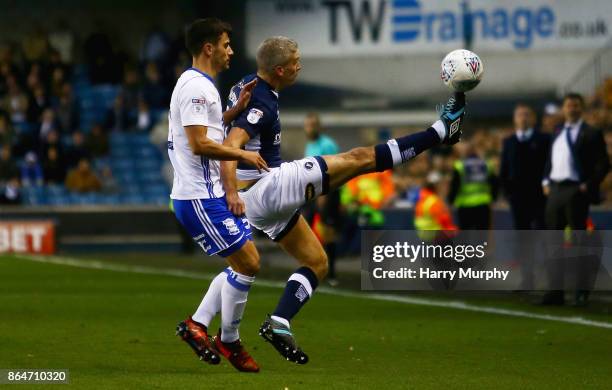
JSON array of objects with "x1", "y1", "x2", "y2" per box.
[
  {"x1": 541, "y1": 93, "x2": 610, "y2": 305},
  {"x1": 501, "y1": 103, "x2": 550, "y2": 229},
  {"x1": 500, "y1": 103, "x2": 550, "y2": 289}
]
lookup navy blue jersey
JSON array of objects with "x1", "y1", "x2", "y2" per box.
[{"x1": 226, "y1": 74, "x2": 282, "y2": 173}]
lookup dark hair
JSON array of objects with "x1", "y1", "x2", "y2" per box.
[
  {"x1": 563, "y1": 92, "x2": 585, "y2": 107},
  {"x1": 184, "y1": 18, "x2": 232, "y2": 57}
]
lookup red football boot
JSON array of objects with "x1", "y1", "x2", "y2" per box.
[
  {"x1": 214, "y1": 331, "x2": 260, "y2": 373},
  {"x1": 176, "y1": 317, "x2": 220, "y2": 365}
]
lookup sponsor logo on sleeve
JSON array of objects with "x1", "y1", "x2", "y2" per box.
[
  {"x1": 247, "y1": 108, "x2": 264, "y2": 124},
  {"x1": 191, "y1": 98, "x2": 206, "y2": 114}
]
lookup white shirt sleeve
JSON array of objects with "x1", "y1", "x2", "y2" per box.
[{"x1": 179, "y1": 78, "x2": 212, "y2": 127}]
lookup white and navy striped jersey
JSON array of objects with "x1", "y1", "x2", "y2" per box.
[{"x1": 168, "y1": 68, "x2": 225, "y2": 200}]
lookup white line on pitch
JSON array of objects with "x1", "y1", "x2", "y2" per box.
[{"x1": 10, "y1": 254, "x2": 612, "y2": 330}]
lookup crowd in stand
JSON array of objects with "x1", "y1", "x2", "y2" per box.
[{"x1": 0, "y1": 25, "x2": 188, "y2": 205}]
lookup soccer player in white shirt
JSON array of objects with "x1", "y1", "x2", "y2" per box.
[{"x1": 170, "y1": 18, "x2": 267, "y2": 372}]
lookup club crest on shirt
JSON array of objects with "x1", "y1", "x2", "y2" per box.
[
  {"x1": 247, "y1": 108, "x2": 264, "y2": 124},
  {"x1": 304, "y1": 161, "x2": 314, "y2": 170},
  {"x1": 222, "y1": 218, "x2": 241, "y2": 235}
]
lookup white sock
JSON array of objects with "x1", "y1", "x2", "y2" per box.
[
  {"x1": 220, "y1": 269, "x2": 255, "y2": 343},
  {"x1": 270, "y1": 315, "x2": 290, "y2": 329},
  {"x1": 432, "y1": 119, "x2": 446, "y2": 140},
  {"x1": 192, "y1": 267, "x2": 230, "y2": 327}
]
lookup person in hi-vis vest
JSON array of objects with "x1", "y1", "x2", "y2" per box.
[{"x1": 448, "y1": 142, "x2": 498, "y2": 230}]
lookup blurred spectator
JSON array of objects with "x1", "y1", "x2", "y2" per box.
[
  {"x1": 105, "y1": 94, "x2": 133, "y2": 132},
  {"x1": 50, "y1": 66, "x2": 66, "y2": 99},
  {"x1": 500, "y1": 103, "x2": 550, "y2": 290},
  {"x1": 85, "y1": 124, "x2": 109, "y2": 157},
  {"x1": 28, "y1": 84, "x2": 49, "y2": 122},
  {"x1": 0, "y1": 112, "x2": 15, "y2": 146},
  {"x1": 54, "y1": 82, "x2": 79, "y2": 133},
  {"x1": 83, "y1": 24, "x2": 121, "y2": 84},
  {"x1": 341, "y1": 170, "x2": 396, "y2": 227},
  {"x1": 38, "y1": 108, "x2": 58, "y2": 141},
  {"x1": 500, "y1": 103, "x2": 550, "y2": 229},
  {"x1": 137, "y1": 98, "x2": 152, "y2": 131},
  {"x1": 43, "y1": 147, "x2": 67, "y2": 184},
  {"x1": 541, "y1": 103, "x2": 563, "y2": 134},
  {"x1": 100, "y1": 166, "x2": 119, "y2": 194},
  {"x1": 1, "y1": 75, "x2": 28, "y2": 124},
  {"x1": 140, "y1": 27, "x2": 170, "y2": 64},
  {"x1": 48, "y1": 20, "x2": 75, "y2": 63},
  {"x1": 0, "y1": 177, "x2": 21, "y2": 205},
  {"x1": 20, "y1": 151, "x2": 44, "y2": 187},
  {"x1": 0, "y1": 145, "x2": 19, "y2": 184},
  {"x1": 142, "y1": 62, "x2": 167, "y2": 109},
  {"x1": 120, "y1": 66, "x2": 141, "y2": 114},
  {"x1": 40, "y1": 129, "x2": 63, "y2": 160},
  {"x1": 302, "y1": 112, "x2": 341, "y2": 285},
  {"x1": 448, "y1": 141, "x2": 498, "y2": 230},
  {"x1": 65, "y1": 158, "x2": 101, "y2": 193},
  {"x1": 304, "y1": 112, "x2": 339, "y2": 156},
  {"x1": 64, "y1": 131, "x2": 90, "y2": 168},
  {"x1": 414, "y1": 171, "x2": 457, "y2": 241},
  {"x1": 22, "y1": 27, "x2": 49, "y2": 63},
  {"x1": 541, "y1": 93, "x2": 610, "y2": 305}
]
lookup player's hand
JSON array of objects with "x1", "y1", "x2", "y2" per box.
[
  {"x1": 226, "y1": 191, "x2": 246, "y2": 216},
  {"x1": 542, "y1": 185, "x2": 550, "y2": 196},
  {"x1": 240, "y1": 150, "x2": 269, "y2": 173},
  {"x1": 236, "y1": 79, "x2": 257, "y2": 111}
]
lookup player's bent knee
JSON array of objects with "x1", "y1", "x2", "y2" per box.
[
  {"x1": 232, "y1": 254, "x2": 260, "y2": 276},
  {"x1": 229, "y1": 242, "x2": 261, "y2": 276}
]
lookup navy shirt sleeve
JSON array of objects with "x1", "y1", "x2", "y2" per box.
[{"x1": 233, "y1": 102, "x2": 271, "y2": 139}]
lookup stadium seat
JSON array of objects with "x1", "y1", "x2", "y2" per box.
[
  {"x1": 120, "y1": 194, "x2": 145, "y2": 204},
  {"x1": 46, "y1": 184, "x2": 68, "y2": 197}
]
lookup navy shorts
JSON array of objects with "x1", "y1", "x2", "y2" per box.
[{"x1": 172, "y1": 197, "x2": 252, "y2": 257}]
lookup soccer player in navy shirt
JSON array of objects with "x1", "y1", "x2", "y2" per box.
[{"x1": 220, "y1": 37, "x2": 466, "y2": 364}]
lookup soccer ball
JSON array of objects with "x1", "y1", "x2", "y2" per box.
[{"x1": 440, "y1": 49, "x2": 484, "y2": 92}]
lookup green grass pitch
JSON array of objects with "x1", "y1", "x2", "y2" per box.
[{"x1": 1, "y1": 253, "x2": 611, "y2": 389}]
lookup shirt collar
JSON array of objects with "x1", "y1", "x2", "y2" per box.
[
  {"x1": 563, "y1": 119, "x2": 583, "y2": 130},
  {"x1": 187, "y1": 67, "x2": 214, "y2": 83},
  {"x1": 256, "y1": 75, "x2": 279, "y2": 99},
  {"x1": 516, "y1": 128, "x2": 534, "y2": 139}
]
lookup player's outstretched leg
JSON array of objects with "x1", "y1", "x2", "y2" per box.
[
  {"x1": 258, "y1": 216, "x2": 326, "y2": 364},
  {"x1": 324, "y1": 92, "x2": 466, "y2": 190},
  {"x1": 176, "y1": 316, "x2": 221, "y2": 365}
]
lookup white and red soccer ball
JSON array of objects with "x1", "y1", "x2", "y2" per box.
[{"x1": 440, "y1": 49, "x2": 484, "y2": 92}]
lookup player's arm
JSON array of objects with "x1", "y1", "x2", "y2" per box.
[
  {"x1": 222, "y1": 79, "x2": 257, "y2": 126},
  {"x1": 221, "y1": 127, "x2": 251, "y2": 216},
  {"x1": 184, "y1": 125, "x2": 267, "y2": 171}
]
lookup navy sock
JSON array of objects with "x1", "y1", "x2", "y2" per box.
[
  {"x1": 374, "y1": 128, "x2": 440, "y2": 171},
  {"x1": 272, "y1": 266, "x2": 319, "y2": 322}
]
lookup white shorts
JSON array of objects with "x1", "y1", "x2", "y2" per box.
[{"x1": 238, "y1": 156, "x2": 329, "y2": 241}]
